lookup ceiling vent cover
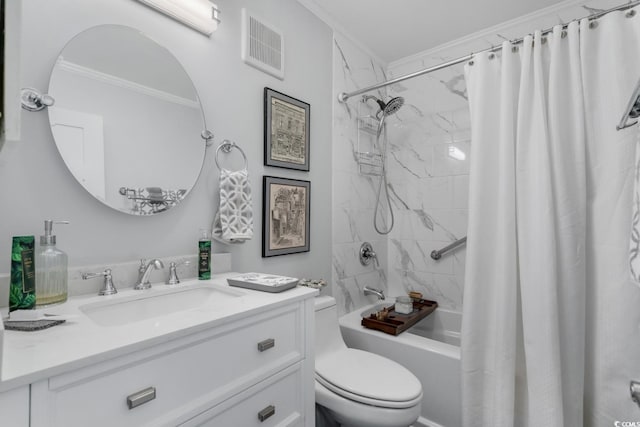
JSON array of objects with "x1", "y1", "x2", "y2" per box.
[{"x1": 241, "y1": 9, "x2": 284, "y2": 80}]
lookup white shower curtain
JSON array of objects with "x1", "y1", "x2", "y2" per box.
[{"x1": 463, "y1": 10, "x2": 640, "y2": 427}]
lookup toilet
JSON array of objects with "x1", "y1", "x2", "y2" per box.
[{"x1": 314, "y1": 296, "x2": 422, "y2": 427}]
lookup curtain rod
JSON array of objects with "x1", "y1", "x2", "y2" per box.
[{"x1": 337, "y1": 0, "x2": 640, "y2": 103}]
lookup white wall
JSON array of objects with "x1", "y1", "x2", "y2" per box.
[{"x1": 0, "y1": 0, "x2": 333, "y2": 285}]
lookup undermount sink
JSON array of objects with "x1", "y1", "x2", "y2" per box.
[{"x1": 80, "y1": 285, "x2": 242, "y2": 327}]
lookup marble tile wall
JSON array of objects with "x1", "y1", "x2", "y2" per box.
[
  {"x1": 332, "y1": 0, "x2": 624, "y2": 316},
  {"x1": 383, "y1": 101, "x2": 470, "y2": 312},
  {"x1": 332, "y1": 33, "x2": 390, "y2": 316}
]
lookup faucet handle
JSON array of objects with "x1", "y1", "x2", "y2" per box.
[
  {"x1": 82, "y1": 268, "x2": 117, "y2": 296},
  {"x1": 166, "y1": 261, "x2": 191, "y2": 285},
  {"x1": 137, "y1": 258, "x2": 147, "y2": 275},
  {"x1": 359, "y1": 242, "x2": 379, "y2": 267}
]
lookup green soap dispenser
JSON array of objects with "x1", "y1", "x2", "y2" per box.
[
  {"x1": 198, "y1": 229, "x2": 211, "y2": 280},
  {"x1": 36, "y1": 220, "x2": 69, "y2": 307}
]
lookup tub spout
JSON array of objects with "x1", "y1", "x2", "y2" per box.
[{"x1": 364, "y1": 286, "x2": 385, "y2": 300}]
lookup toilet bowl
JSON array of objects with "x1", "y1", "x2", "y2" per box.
[{"x1": 314, "y1": 296, "x2": 422, "y2": 427}]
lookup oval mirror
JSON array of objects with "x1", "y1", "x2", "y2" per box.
[{"x1": 47, "y1": 25, "x2": 207, "y2": 215}]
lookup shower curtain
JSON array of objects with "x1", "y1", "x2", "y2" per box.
[{"x1": 462, "y1": 10, "x2": 640, "y2": 427}]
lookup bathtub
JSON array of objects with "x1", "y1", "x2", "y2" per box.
[{"x1": 339, "y1": 301, "x2": 461, "y2": 427}]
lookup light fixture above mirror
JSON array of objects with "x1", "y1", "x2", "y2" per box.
[{"x1": 135, "y1": 0, "x2": 220, "y2": 36}]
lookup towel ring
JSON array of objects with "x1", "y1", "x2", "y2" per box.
[{"x1": 215, "y1": 140, "x2": 248, "y2": 170}]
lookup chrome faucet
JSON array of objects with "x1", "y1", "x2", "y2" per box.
[
  {"x1": 134, "y1": 259, "x2": 164, "y2": 290},
  {"x1": 360, "y1": 242, "x2": 379, "y2": 267},
  {"x1": 363, "y1": 286, "x2": 385, "y2": 300},
  {"x1": 82, "y1": 268, "x2": 118, "y2": 296}
]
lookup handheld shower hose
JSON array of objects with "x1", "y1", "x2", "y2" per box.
[{"x1": 362, "y1": 95, "x2": 405, "y2": 235}]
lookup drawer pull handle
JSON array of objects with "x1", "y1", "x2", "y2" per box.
[
  {"x1": 257, "y1": 338, "x2": 275, "y2": 352},
  {"x1": 258, "y1": 405, "x2": 275, "y2": 422},
  {"x1": 127, "y1": 387, "x2": 156, "y2": 410}
]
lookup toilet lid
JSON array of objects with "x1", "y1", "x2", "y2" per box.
[{"x1": 315, "y1": 348, "x2": 422, "y2": 409}]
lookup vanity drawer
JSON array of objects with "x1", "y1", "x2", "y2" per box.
[
  {"x1": 31, "y1": 306, "x2": 303, "y2": 427},
  {"x1": 181, "y1": 362, "x2": 303, "y2": 427}
]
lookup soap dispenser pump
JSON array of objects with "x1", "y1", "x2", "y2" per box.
[{"x1": 36, "y1": 220, "x2": 69, "y2": 307}]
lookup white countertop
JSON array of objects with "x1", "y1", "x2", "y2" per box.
[{"x1": 0, "y1": 272, "x2": 318, "y2": 392}]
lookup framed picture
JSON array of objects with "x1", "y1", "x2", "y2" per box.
[
  {"x1": 264, "y1": 87, "x2": 310, "y2": 171},
  {"x1": 262, "y1": 176, "x2": 310, "y2": 257}
]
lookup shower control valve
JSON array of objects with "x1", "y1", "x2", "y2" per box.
[{"x1": 360, "y1": 242, "x2": 379, "y2": 268}]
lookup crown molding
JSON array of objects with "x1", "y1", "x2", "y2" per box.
[
  {"x1": 56, "y1": 58, "x2": 201, "y2": 109},
  {"x1": 389, "y1": 0, "x2": 592, "y2": 69},
  {"x1": 296, "y1": 0, "x2": 388, "y2": 67}
]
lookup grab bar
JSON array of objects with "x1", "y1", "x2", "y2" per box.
[{"x1": 430, "y1": 237, "x2": 467, "y2": 260}]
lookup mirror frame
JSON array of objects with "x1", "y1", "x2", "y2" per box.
[{"x1": 47, "y1": 24, "x2": 209, "y2": 216}]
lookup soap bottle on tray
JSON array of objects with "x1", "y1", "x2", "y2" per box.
[{"x1": 35, "y1": 220, "x2": 69, "y2": 306}]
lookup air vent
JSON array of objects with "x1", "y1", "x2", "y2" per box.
[{"x1": 241, "y1": 9, "x2": 284, "y2": 80}]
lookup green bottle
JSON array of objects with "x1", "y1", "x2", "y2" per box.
[
  {"x1": 198, "y1": 229, "x2": 211, "y2": 280},
  {"x1": 9, "y1": 236, "x2": 36, "y2": 312}
]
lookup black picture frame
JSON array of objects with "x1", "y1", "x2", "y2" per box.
[
  {"x1": 262, "y1": 176, "x2": 311, "y2": 257},
  {"x1": 264, "y1": 87, "x2": 310, "y2": 171}
]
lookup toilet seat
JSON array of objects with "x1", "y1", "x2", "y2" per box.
[{"x1": 315, "y1": 348, "x2": 423, "y2": 409}]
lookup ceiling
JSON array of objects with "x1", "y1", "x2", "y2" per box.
[{"x1": 299, "y1": 0, "x2": 572, "y2": 63}]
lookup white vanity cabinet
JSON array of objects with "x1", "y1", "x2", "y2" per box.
[
  {"x1": 0, "y1": 386, "x2": 30, "y2": 426},
  {"x1": 29, "y1": 298, "x2": 315, "y2": 427}
]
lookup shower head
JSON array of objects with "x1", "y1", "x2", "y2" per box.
[
  {"x1": 382, "y1": 96, "x2": 404, "y2": 116},
  {"x1": 363, "y1": 95, "x2": 405, "y2": 118}
]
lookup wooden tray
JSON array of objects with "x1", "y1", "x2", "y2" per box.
[{"x1": 361, "y1": 298, "x2": 438, "y2": 336}]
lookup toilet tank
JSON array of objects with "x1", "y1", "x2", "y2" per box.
[{"x1": 314, "y1": 296, "x2": 348, "y2": 356}]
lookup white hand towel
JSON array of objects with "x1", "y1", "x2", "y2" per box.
[{"x1": 212, "y1": 168, "x2": 253, "y2": 244}]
